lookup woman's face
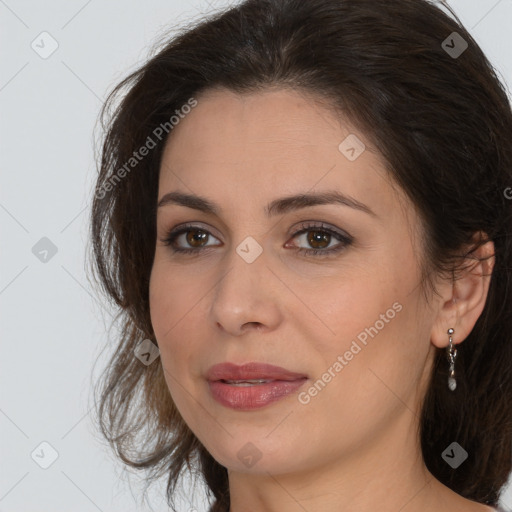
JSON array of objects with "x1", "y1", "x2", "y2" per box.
[{"x1": 149, "y1": 87, "x2": 439, "y2": 475}]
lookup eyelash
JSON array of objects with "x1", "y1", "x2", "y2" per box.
[{"x1": 160, "y1": 221, "x2": 353, "y2": 258}]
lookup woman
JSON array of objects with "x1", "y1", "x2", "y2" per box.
[{"x1": 90, "y1": 1, "x2": 512, "y2": 511}]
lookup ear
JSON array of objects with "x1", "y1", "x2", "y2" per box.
[{"x1": 430, "y1": 231, "x2": 495, "y2": 349}]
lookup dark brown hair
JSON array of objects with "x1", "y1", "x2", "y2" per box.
[{"x1": 89, "y1": 1, "x2": 512, "y2": 510}]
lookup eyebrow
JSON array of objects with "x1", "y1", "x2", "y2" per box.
[{"x1": 157, "y1": 190, "x2": 376, "y2": 218}]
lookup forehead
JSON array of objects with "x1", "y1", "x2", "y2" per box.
[
  {"x1": 158, "y1": 87, "x2": 408, "y2": 223},
  {"x1": 161, "y1": 87, "x2": 361, "y2": 164}
]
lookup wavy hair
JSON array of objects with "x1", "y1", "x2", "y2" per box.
[{"x1": 89, "y1": 1, "x2": 512, "y2": 510}]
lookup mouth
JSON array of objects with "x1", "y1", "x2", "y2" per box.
[
  {"x1": 217, "y1": 378, "x2": 309, "y2": 389},
  {"x1": 205, "y1": 362, "x2": 308, "y2": 410},
  {"x1": 219, "y1": 379, "x2": 284, "y2": 386},
  {"x1": 206, "y1": 361, "x2": 308, "y2": 382}
]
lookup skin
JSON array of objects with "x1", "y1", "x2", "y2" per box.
[{"x1": 148, "y1": 87, "x2": 495, "y2": 512}]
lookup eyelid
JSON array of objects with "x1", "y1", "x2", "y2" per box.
[
  {"x1": 161, "y1": 221, "x2": 222, "y2": 240},
  {"x1": 160, "y1": 220, "x2": 353, "y2": 257},
  {"x1": 285, "y1": 220, "x2": 352, "y2": 241},
  {"x1": 161, "y1": 221, "x2": 346, "y2": 240},
  {"x1": 161, "y1": 219, "x2": 349, "y2": 239}
]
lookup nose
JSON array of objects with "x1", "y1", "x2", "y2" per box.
[{"x1": 210, "y1": 245, "x2": 283, "y2": 337}]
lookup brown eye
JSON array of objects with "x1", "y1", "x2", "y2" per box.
[
  {"x1": 162, "y1": 221, "x2": 353, "y2": 258},
  {"x1": 184, "y1": 229, "x2": 209, "y2": 247},
  {"x1": 306, "y1": 230, "x2": 331, "y2": 249},
  {"x1": 161, "y1": 224, "x2": 222, "y2": 254},
  {"x1": 287, "y1": 222, "x2": 354, "y2": 257}
]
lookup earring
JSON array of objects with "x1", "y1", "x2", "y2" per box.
[{"x1": 446, "y1": 328, "x2": 457, "y2": 391}]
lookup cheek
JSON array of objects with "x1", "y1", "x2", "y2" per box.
[
  {"x1": 294, "y1": 262, "x2": 397, "y2": 355},
  {"x1": 149, "y1": 257, "x2": 202, "y2": 336},
  {"x1": 304, "y1": 253, "x2": 423, "y2": 397},
  {"x1": 149, "y1": 261, "x2": 193, "y2": 368},
  {"x1": 149, "y1": 263, "x2": 203, "y2": 420},
  {"x1": 297, "y1": 299, "x2": 424, "y2": 454}
]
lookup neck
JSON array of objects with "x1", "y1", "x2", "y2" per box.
[{"x1": 227, "y1": 408, "x2": 450, "y2": 512}]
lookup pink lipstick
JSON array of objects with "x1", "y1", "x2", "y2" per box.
[{"x1": 206, "y1": 362, "x2": 308, "y2": 410}]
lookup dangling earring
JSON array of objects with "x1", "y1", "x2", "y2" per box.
[{"x1": 446, "y1": 328, "x2": 457, "y2": 391}]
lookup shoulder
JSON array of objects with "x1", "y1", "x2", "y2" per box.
[{"x1": 472, "y1": 504, "x2": 510, "y2": 512}]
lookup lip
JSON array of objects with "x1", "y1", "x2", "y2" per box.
[
  {"x1": 206, "y1": 362, "x2": 308, "y2": 410},
  {"x1": 206, "y1": 362, "x2": 308, "y2": 382}
]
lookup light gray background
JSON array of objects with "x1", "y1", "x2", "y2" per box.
[{"x1": 1, "y1": 1, "x2": 511, "y2": 511}]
